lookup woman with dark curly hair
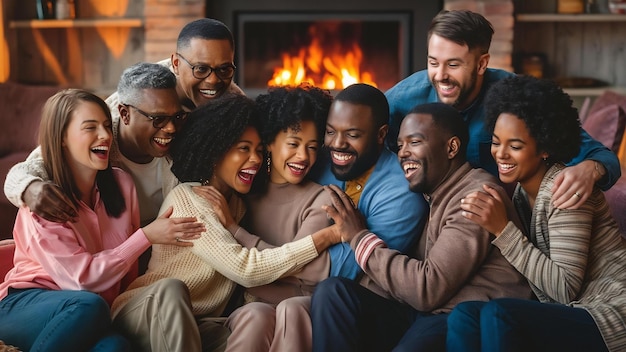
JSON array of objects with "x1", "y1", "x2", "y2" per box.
[
  {"x1": 194, "y1": 85, "x2": 334, "y2": 351},
  {"x1": 111, "y1": 93, "x2": 342, "y2": 352},
  {"x1": 447, "y1": 75, "x2": 626, "y2": 352}
]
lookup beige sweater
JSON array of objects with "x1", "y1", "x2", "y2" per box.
[{"x1": 111, "y1": 183, "x2": 320, "y2": 317}]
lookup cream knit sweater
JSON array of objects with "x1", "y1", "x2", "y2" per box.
[{"x1": 112, "y1": 182, "x2": 320, "y2": 317}]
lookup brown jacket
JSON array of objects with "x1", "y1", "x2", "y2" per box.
[{"x1": 353, "y1": 162, "x2": 533, "y2": 313}]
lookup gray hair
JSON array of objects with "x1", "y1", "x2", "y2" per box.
[{"x1": 117, "y1": 62, "x2": 177, "y2": 106}]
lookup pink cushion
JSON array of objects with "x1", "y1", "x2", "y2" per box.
[
  {"x1": 588, "y1": 90, "x2": 626, "y2": 116},
  {"x1": 582, "y1": 104, "x2": 626, "y2": 153}
]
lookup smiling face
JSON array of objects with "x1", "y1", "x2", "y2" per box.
[
  {"x1": 397, "y1": 113, "x2": 456, "y2": 194},
  {"x1": 172, "y1": 37, "x2": 235, "y2": 107},
  {"x1": 491, "y1": 112, "x2": 548, "y2": 193},
  {"x1": 63, "y1": 101, "x2": 112, "y2": 179},
  {"x1": 427, "y1": 34, "x2": 488, "y2": 110},
  {"x1": 268, "y1": 120, "x2": 319, "y2": 185},
  {"x1": 324, "y1": 101, "x2": 385, "y2": 181},
  {"x1": 212, "y1": 126, "x2": 263, "y2": 196},
  {"x1": 119, "y1": 88, "x2": 183, "y2": 164}
]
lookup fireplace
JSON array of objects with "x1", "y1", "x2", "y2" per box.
[{"x1": 235, "y1": 11, "x2": 412, "y2": 96}]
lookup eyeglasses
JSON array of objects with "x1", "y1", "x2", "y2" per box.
[
  {"x1": 176, "y1": 53, "x2": 236, "y2": 80},
  {"x1": 123, "y1": 104, "x2": 188, "y2": 129}
]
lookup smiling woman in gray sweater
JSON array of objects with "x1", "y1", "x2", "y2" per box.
[{"x1": 451, "y1": 75, "x2": 626, "y2": 352}]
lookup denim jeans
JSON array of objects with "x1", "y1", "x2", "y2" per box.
[
  {"x1": 446, "y1": 298, "x2": 608, "y2": 352},
  {"x1": 0, "y1": 288, "x2": 130, "y2": 352}
]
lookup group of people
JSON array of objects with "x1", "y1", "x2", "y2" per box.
[{"x1": 0, "y1": 8, "x2": 624, "y2": 352}]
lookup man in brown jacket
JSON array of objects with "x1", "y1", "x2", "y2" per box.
[{"x1": 311, "y1": 102, "x2": 532, "y2": 352}]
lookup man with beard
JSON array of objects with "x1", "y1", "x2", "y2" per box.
[
  {"x1": 385, "y1": 10, "x2": 620, "y2": 210},
  {"x1": 311, "y1": 103, "x2": 532, "y2": 352},
  {"x1": 312, "y1": 83, "x2": 428, "y2": 280}
]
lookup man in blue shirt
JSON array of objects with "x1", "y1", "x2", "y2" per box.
[
  {"x1": 385, "y1": 10, "x2": 621, "y2": 209},
  {"x1": 312, "y1": 83, "x2": 428, "y2": 280}
]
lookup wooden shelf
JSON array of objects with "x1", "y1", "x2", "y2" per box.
[
  {"x1": 563, "y1": 87, "x2": 626, "y2": 96},
  {"x1": 9, "y1": 18, "x2": 143, "y2": 29},
  {"x1": 516, "y1": 13, "x2": 626, "y2": 22}
]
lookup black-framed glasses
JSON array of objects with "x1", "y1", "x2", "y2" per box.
[
  {"x1": 123, "y1": 104, "x2": 188, "y2": 129},
  {"x1": 176, "y1": 53, "x2": 236, "y2": 80}
]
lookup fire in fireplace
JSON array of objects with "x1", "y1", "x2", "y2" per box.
[{"x1": 235, "y1": 12, "x2": 411, "y2": 95}]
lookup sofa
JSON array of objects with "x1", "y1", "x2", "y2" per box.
[
  {"x1": 579, "y1": 90, "x2": 626, "y2": 237},
  {"x1": 0, "y1": 81, "x2": 61, "y2": 240}
]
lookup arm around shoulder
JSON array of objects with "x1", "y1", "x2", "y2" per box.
[
  {"x1": 4, "y1": 147, "x2": 47, "y2": 207},
  {"x1": 572, "y1": 128, "x2": 621, "y2": 190}
]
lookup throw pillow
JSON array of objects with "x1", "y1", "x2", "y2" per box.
[{"x1": 582, "y1": 103, "x2": 626, "y2": 153}]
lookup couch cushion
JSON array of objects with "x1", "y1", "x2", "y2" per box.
[
  {"x1": 587, "y1": 90, "x2": 626, "y2": 117},
  {"x1": 582, "y1": 104, "x2": 626, "y2": 153},
  {"x1": 0, "y1": 239, "x2": 16, "y2": 281},
  {"x1": 0, "y1": 82, "x2": 60, "y2": 157},
  {"x1": 0, "y1": 152, "x2": 30, "y2": 239}
]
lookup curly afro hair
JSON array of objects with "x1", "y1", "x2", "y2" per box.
[
  {"x1": 170, "y1": 93, "x2": 261, "y2": 183},
  {"x1": 484, "y1": 75, "x2": 581, "y2": 164},
  {"x1": 255, "y1": 84, "x2": 332, "y2": 145}
]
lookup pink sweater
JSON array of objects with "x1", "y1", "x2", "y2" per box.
[{"x1": 0, "y1": 168, "x2": 151, "y2": 306}]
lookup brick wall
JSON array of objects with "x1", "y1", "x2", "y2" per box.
[
  {"x1": 444, "y1": 0, "x2": 514, "y2": 72},
  {"x1": 141, "y1": 0, "x2": 513, "y2": 72},
  {"x1": 143, "y1": 0, "x2": 205, "y2": 63}
]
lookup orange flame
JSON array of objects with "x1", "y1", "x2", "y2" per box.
[{"x1": 268, "y1": 34, "x2": 377, "y2": 89}]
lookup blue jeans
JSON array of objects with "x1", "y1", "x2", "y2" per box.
[
  {"x1": 447, "y1": 299, "x2": 608, "y2": 352},
  {"x1": 311, "y1": 277, "x2": 448, "y2": 352},
  {"x1": 0, "y1": 288, "x2": 130, "y2": 352}
]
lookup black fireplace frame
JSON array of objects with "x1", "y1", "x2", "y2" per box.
[{"x1": 234, "y1": 11, "x2": 413, "y2": 96}]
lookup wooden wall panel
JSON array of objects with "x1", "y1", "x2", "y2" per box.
[
  {"x1": 515, "y1": 20, "x2": 626, "y2": 87},
  {"x1": 554, "y1": 23, "x2": 584, "y2": 78},
  {"x1": 6, "y1": 0, "x2": 144, "y2": 96}
]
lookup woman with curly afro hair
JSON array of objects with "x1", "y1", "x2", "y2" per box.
[
  {"x1": 111, "y1": 93, "x2": 342, "y2": 352},
  {"x1": 448, "y1": 75, "x2": 626, "y2": 352},
  {"x1": 196, "y1": 85, "x2": 335, "y2": 351}
]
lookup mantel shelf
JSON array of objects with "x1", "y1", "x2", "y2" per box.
[
  {"x1": 563, "y1": 86, "x2": 626, "y2": 96},
  {"x1": 516, "y1": 13, "x2": 626, "y2": 22},
  {"x1": 9, "y1": 18, "x2": 144, "y2": 29}
]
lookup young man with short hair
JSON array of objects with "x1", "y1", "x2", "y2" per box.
[{"x1": 385, "y1": 10, "x2": 621, "y2": 210}]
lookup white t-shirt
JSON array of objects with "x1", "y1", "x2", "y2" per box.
[{"x1": 118, "y1": 153, "x2": 165, "y2": 226}]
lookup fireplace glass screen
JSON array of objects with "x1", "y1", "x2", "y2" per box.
[{"x1": 236, "y1": 12, "x2": 411, "y2": 95}]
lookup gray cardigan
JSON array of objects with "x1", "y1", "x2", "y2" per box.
[{"x1": 494, "y1": 164, "x2": 626, "y2": 352}]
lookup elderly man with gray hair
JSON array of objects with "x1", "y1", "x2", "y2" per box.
[{"x1": 4, "y1": 62, "x2": 186, "y2": 226}]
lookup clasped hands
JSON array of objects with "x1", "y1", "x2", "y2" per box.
[{"x1": 322, "y1": 184, "x2": 367, "y2": 244}]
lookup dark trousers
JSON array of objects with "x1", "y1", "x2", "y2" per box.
[
  {"x1": 311, "y1": 277, "x2": 448, "y2": 352},
  {"x1": 447, "y1": 298, "x2": 608, "y2": 352}
]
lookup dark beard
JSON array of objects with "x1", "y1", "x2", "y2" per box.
[
  {"x1": 451, "y1": 69, "x2": 477, "y2": 109},
  {"x1": 330, "y1": 145, "x2": 381, "y2": 181}
]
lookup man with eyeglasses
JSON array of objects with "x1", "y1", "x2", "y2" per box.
[
  {"x1": 108, "y1": 17, "x2": 241, "y2": 116},
  {"x1": 4, "y1": 63, "x2": 186, "y2": 227},
  {"x1": 169, "y1": 18, "x2": 242, "y2": 110}
]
